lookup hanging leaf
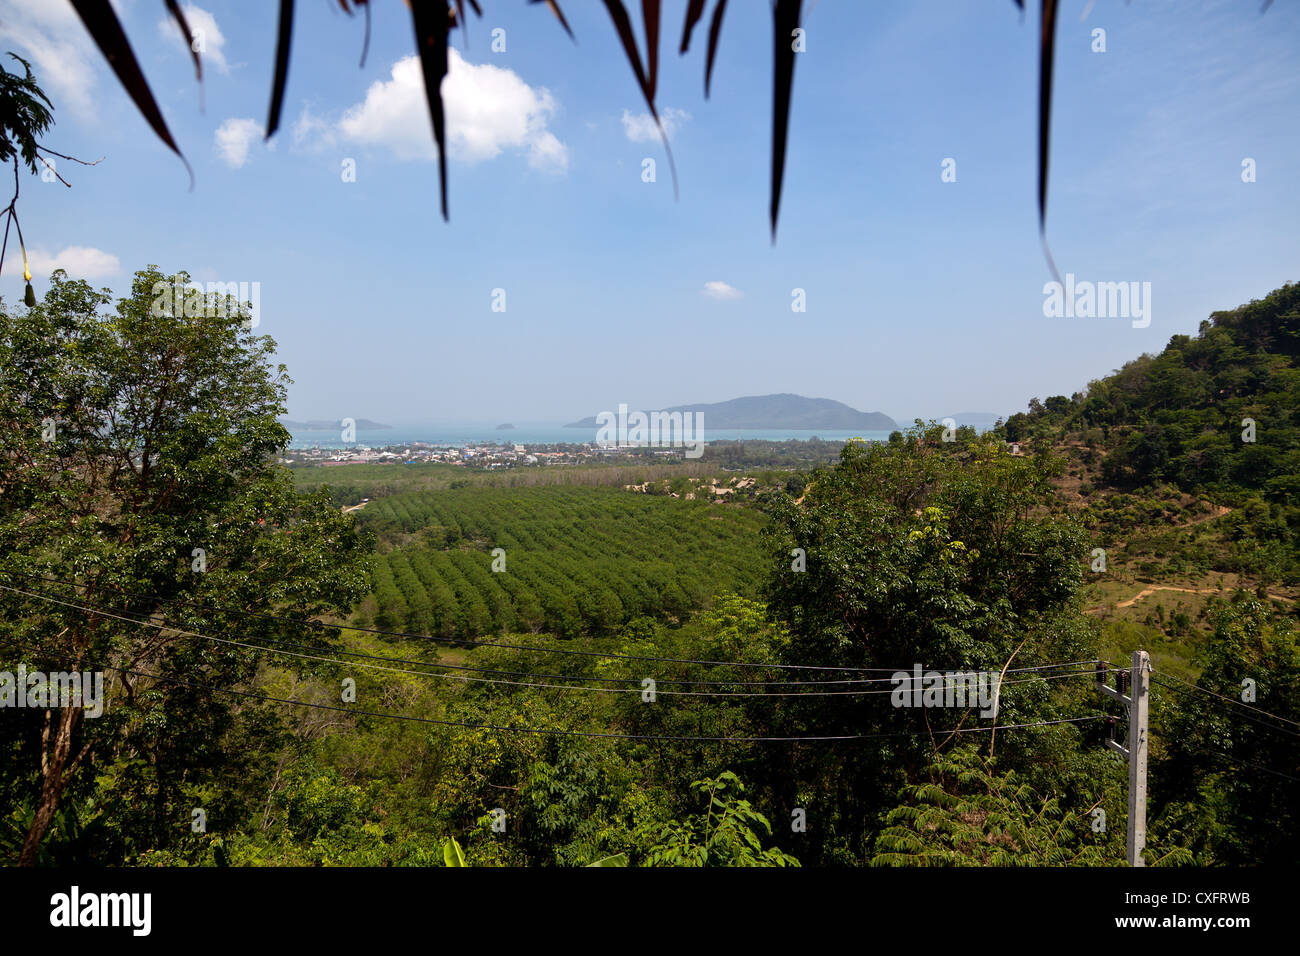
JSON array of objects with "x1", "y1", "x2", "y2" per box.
[
  {"x1": 680, "y1": 0, "x2": 706, "y2": 54},
  {"x1": 602, "y1": 0, "x2": 677, "y2": 198},
  {"x1": 587, "y1": 852, "x2": 629, "y2": 866},
  {"x1": 530, "y1": 0, "x2": 575, "y2": 42},
  {"x1": 265, "y1": 0, "x2": 295, "y2": 139},
  {"x1": 67, "y1": 0, "x2": 190, "y2": 181},
  {"x1": 1037, "y1": 0, "x2": 1062, "y2": 281},
  {"x1": 451, "y1": 0, "x2": 469, "y2": 46},
  {"x1": 770, "y1": 0, "x2": 802, "y2": 240},
  {"x1": 603, "y1": 0, "x2": 651, "y2": 99},
  {"x1": 450, "y1": 1, "x2": 481, "y2": 47},
  {"x1": 64, "y1": 0, "x2": 1200, "y2": 245},
  {"x1": 338, "y1": 1, "x2": 375, "y2": 69},
  {"x1": 360, "y1": 0, "x2": 373, "y2": 69},
  {"x1": 642, "y1": 0, "x2": 661, "y2": 103},
  {"x1": 164, "y1": 0, "x2": 203, "y2": 85},
  {"x1": 704, "y1": 0, "x2": 728, "y2": 98},
  {"x1": 409, "y1": 0, "x2": 452, "y2": 220}
]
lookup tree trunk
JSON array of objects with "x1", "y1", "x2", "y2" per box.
[{"x1": 17, "y1": 704, "x2": 81, "y2": 866}]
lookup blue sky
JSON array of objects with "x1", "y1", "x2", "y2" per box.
[{"x1": 2, "y1": 0, "x2": 1297, "y2": 425}]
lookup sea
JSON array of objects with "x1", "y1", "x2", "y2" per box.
[{"x1": 284, "y1": 422, "x2": 898, "y2": 450}]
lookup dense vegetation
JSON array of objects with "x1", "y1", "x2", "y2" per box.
[
  {"x1": 1002, "y1": 282, "x2": 1300, "y2": 586},
  {"x1": 3, "y1": 274, "x2": 1297, "y2": 867},
  {"x1": 0, "y1": 268, "x2": 368, "y2": 865}
]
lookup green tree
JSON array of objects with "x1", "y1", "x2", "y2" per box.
[
  {"x1": 765, "y1": 427, "x2": 1090, "y2": 676},
  {"x1": 1152, "y1": 598, "x2": 1300, "y2": 865},
  {"x1": 870, "y1": 751, "x2": 1129, "y2": 866},
  {"x1": 643, "y1": 772, "x2": 799, "y2": 867},
  {"x1": 760, "y1": 426, "x2": 1099, "y2": 863},
  {"x1": 0, "y1": 267, "x2": 369, "y2": 865}
]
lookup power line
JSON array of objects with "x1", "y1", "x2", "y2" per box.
[
  {"x1": 1175, "y1": 739, "x2": 1300, "y2": 784},
  {"x1": 0, "y1": 583, "x2": 1099, "y2": 698},
  {"x1": 0, "y1": 568, "x2": 901, "y2": 673},
  {"x1": 1150, "y1": 667, "x2": 1300, "y2": 731},
  {"x1": 0, "y1": 633, "x2": 1105, "y2": 743},
  {"x1": 0, "y1": 572, "x2": 1101, "y2": 686},
  {"x1": 1149, "y1": 675, "x2": 1300, "y2": 740}
]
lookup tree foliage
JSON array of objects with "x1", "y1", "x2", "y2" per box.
[
  {"x1": 870, "y1": 751, "x2": 1124, "y2": 866},
  {"x1": 643, "y1": 771, "x2": 799, "y2": 867},
  {"x1": 1150, "y1": 598, "x2": 1300, "y2": 865},
  {"x1": 0, "y1": 267, "x2": 370, "y2": 865}
]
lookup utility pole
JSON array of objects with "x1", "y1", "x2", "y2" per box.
[{"x1": 1096, "y1": 650, "x2": 1150, "y2": 866}]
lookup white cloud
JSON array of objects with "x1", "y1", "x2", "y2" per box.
[
  {"x1": 702, "y1": 281, "x2": 743, "y2": 301},
  {"x1": 214, "y1": 117, "x2": 261, "y2": 168},
  {"x1": 0, "y1": 0, "x2": 101, "y2": 118},
  {"x1": 528, "y1": 131, "x2": 567, "y2": 172},
  {"x1": 621, "y1": 107, "x2": 689, "y2": 143},
  {"x1": 158, "y1": 4, "x2": 230, "y2": 73},
  {"x1": 324, "y1": 50, "x2": 567, "y2": 171},
  {"x1": 292, "y1": 106, "x2": 336, "y2": 150},
  {"x1": 11, "y1": 246, "x2": 121, "y2": 280}
]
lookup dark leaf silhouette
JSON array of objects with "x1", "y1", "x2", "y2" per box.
[
  {"x1": 603, "y1": 0, "x2": 651, "y2": 103},
  {"x1": 680, "y1": 0, "x2": 706, "y2": 54},
  {"x1": 59, "y1": 0, "x2": 1241, "y2": 253},
  {"x1": 705, "y1": 0, "x2": 728, "y2": 97},
  {"x1": 67, "y1": 0, "x2": 190, "y2": 181},
  {"x1": 451, "y1": 1, "x2": 483, "y2": 44},
  {"x1": 164, "y1": 0, "x2": 202, "y2": 84},
  {"x1": 531, "y1": 0, "x2": 575, "y2": 42},
  {"x1": 409, "y1": 0, "x2": 452, "y2": 220},
  {"x1": 336, "y1": 0, "x2": 373, "y2": 69},
  {"x1": 1037, "y1": 0, "x2": 1061, "y2": 281},
  {"x1": 602, "y1": 0, "x2": 677, "y2": 197},
  {"x1": 266, "y1": 0, "x2": 295, "y2": 139},
  {"x1": 451, "y1": 0, "x2": 474, "y2": 46},
  {"x1": 642, "y1": 0, "x2": 661, "y2": 102},
  {"x1": 770, "y1": 0, "x2": 802, "y2": 240},
  {"x1": 360, "y1": 0, "x2": 373, "y2": 69},
  {"x1": 362, "y1": 1, "x2": 372, "y2": 68}
]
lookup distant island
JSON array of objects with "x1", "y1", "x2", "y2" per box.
[
  {"x1": 281, "y1": 418, "x2": 391, "y2": 431},
  {"x1": 496, "y1": 423, "x2": 516, "y2": 430},
  {"x1": 565, "y1": 394, "x2": 897, "y2": 431}
]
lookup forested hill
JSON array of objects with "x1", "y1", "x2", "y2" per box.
[
  {"x1": 565, "y1": 393, "x2": 897, "y2": 430},
  {"x1": 1000, "y1": 281, "x2": 1300, "y2": 502}
]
